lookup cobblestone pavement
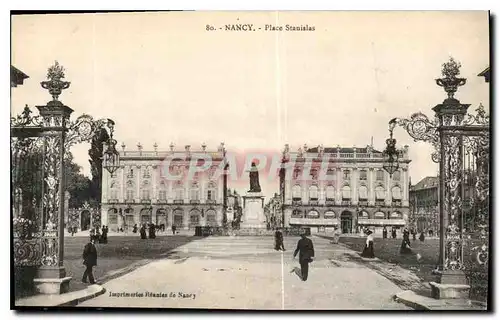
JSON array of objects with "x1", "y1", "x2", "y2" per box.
[{"x1": 79, "y1": 235, "x2": 412, "y2": 310}]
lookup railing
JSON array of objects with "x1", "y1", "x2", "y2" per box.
[
  {"x1": 190, "y1": 199, "x2": 201, "y2": 204},
  {"x1": 341, "y1": 199, "x2": 351, "y2": 206},
  {"x1": 325, "y1": 199, "x2": 335, "y2": 206},
  {"x1": 173, "y1": 199, "x2": 184, "y2": 204},
  {"x1": 108, "y1": 198, "x2": 119, "y2": 204},
  {"x1": 206, "y1": 199, "x2": 216, "y2": 204},
  {"x1": 308, "y1": 199, "x2": 319, "y2": 206},
  {"x1": 292, "y1": 198, "x2": 302, "y2": 206},
  {"x1": 140, "y1": 199, "x2": 152, "y2": 204},
  {"x1": 156, "y1": 199, "x2": 168, "y2": 204},
  {"x1": 358, "y1": 199, "x2": 368, "y2": 206},
  {"x1": 124, "y1": 199, "x2": 135, "y2": 204},
  {"x1": 375, "y1": 199, "x2": 385, "y2": 206}
]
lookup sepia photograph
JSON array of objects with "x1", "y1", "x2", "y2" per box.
[{"x1": 10, "y1": 10, "x2": 490, "y2": 311}]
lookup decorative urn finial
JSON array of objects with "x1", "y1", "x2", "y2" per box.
[
  {"x1": 121, "y1": 142, "x2": 126, "y2": 151},
  {"x1": 436, "y1": 57, "x2": 467, "y2": 101},
  {"x1": 40, "y1": 61, "x2": 71, "y2": 104}
]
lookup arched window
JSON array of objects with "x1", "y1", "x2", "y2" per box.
[
  {"x1": 108, "y1": 208, "x2": 118, "y2": 225},
  {"x1": 375, "y1": 186, "x2": 385, "y2": 200},
  {"x1": 358, "y1": 185, "x2": 368, "y2": 200},
  {"x1": 392, "y1": 186, "x2": 402, "y2": 200},
  {"x1": 156, "y1": 208, "x2": 167, "y2": 226},
  {"x1": 324, "y1": 211, "x2": 336, "y2": 219},
  {"x1": 206, "y1": 210, "x2": 217, "y2": 226},
  {"x1": 374, "y1": 211, "x2": 385, "y2": 219},
  {"x1": 325, "y1": 185, "x2": 335, "y2": 200},
  {"x1": 342, "y1": 185, "x2": 351, "y2": 199},
  {"x1": 309, "y1": 185, "x2": 318, "y2": 200},
  {"x1": 189, "y1": 210, "x2": 201, "y2": 228},
  {"x1": 307, "y1": 210, "x2": 320, "y2": 219},
  {"x1": 292, "y1": 185, "x2": 302, "y2": 199},
  {"x1": 358, "y1": 210, "x2": 369, "y2": 219},
  {"x1": 390, "y1": 211, "x2": 402, "y2": 219}
]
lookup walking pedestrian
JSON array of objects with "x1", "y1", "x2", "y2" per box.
[
  {"x1": 419, "y1": 231, "x2": 425, "y2": 242},
  {"x1": 82, "y1": 237, "x2": 97, "y2": 284},
  {"x1": 140, "y1": 224, "x2": 147, "y2": 239},
  {"x1": 361, "y1": 229, "x2": 375, "y2": 258},
  {"x1": 132, "y1": 224, "x2": 138, "y2": 233},
  {"x1": 275, "y1": 228, "x2": 285, "y2": 251},
  {"x1": 391, "y1": 227, "x2": 397, "y2": 239},
  {"x1": 149, "y1": 223, "x2": 156, "y2": 239},
  {"x1": 293, "y1": 229, "x2": 315, "y2": 281},
  {"x1": 382, "y1": 226, "x2": 388, "y2": 239},
  {"x1": 172, "y1": 225, "x2": 177, "y2": 235},
  {"x1": 400, "y1": 228, "x2": 413, "y2": 254}
]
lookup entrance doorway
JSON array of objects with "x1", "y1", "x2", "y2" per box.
[
  {"x1": 81, "y1": 210, "x2": 91, "y2": 231},
  {"x1": 340, "y1": 211, "x2": 352, "y2": 234}
]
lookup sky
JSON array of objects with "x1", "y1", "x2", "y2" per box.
[{"x1": 11, "y1": 11, "x2": 490, "y2": 199}]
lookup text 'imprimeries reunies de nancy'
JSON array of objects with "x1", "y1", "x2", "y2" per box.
[{"x1": 108, "y1": 291, "x2": 196, "y2": 299}]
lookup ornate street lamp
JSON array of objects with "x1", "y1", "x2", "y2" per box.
[
  {"x1": 102, "y1": 120, "x2": 120, "y2": 174},
  {"x1": 382, "y1": 120, "x2": 400, "y2": 177}
]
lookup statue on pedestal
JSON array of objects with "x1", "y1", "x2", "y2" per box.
[{"x1": 249, "y1": 162, "x2": 261, "y2": 193}]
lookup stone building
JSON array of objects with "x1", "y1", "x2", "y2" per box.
[
  {"x1": 409, "y1": 176, "x2": 439, "y2": 234},
  {"x1": 280, "y1": 143, "x2": 411, "y2": 234},
  {"x1": 101, "y1": 142, "x2": 227, "y2": 232}
]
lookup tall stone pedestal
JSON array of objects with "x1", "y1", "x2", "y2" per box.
[{"x1": 240, "y1": 192, "x2": 266, "y2": 229}]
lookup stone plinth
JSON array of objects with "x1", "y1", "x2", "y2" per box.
[
  {"x1": 34, "y1": 266, "x2": 72, "y2": 295},
  {"x1": 240, "y1": 192, "x2": 266, "y2": 229},
  {"x1": 429, "y1": 282, "x2": 470, "y2": 299},
  {"x1": 34, "y1": 276, "x2": 72, "y2": 295}
]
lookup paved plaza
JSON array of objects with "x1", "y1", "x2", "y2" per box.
[{"x1": 79, "y1": 235, "x2": 411, "y2": 309}]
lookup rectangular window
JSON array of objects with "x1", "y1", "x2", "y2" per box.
[
  {"x1": 207, "y1": 190, "x2": 213, "y2": 200},
  {"x1": 376, "y1": 170, "x2": 384, "y2": 181},
  {"x1": 359, "y1": 170, "x2": 367, "y2": 181},
  {"x1": 343, "y1": 170, "x2": 350, "y2": 180},
  {"x1": 126, "y1": 190, "x2": 134, "y2": 200}
]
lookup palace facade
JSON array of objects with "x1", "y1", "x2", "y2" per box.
[
  {"x1": 101, "y1": 143, "x2": 227, "y2": 232},
  {"x1": 280, "y1": 144, "x2": 411, "y2": 234}
]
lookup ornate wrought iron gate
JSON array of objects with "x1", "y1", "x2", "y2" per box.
[
  {"x1": 386, "y1": 58, "x2": 490, "y2": 298},
  {"x1": 11, "y1": 62, "x2": 118, "y2": 294}
]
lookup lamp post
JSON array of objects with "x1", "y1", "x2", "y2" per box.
[{"x1": 381, "y1": 58, "x2": 490, "y2": 299}]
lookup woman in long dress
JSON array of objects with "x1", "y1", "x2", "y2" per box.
[
  {"x1": 400, "y1": 228, "x2": 413, "y2": 254},
  {"x1": 361, "y1": 229, "x2": 375, "y2": 258}
]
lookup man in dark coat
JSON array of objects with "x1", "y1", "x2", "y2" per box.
[
  {"x1": 140, "y1": 224, "x2": 147, "y2": 239},
  {"x1": 148, "y1": 223, "x2": 156, "y2": 239},
  {"x1": 293, "y1": 230, "x2": 315, "y2": 281},
  {"x1": 82, "y1": 238, "x2": 97, "y2": 284},
  {"x1": 382, "y1": 227, "x2": 388, "y2": 239}
]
